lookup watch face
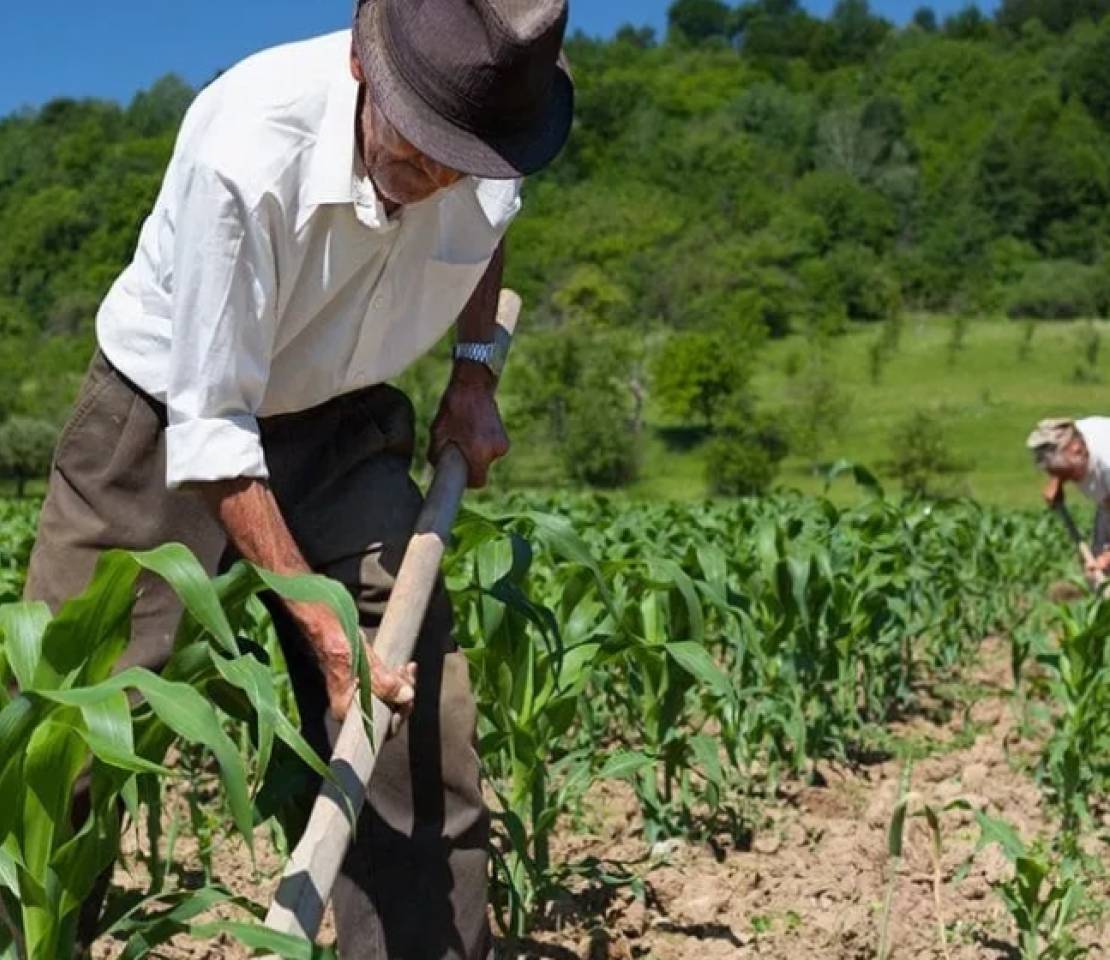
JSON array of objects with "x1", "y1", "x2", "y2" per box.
[{"x1": 488, "y1": 345, "x2": 505, "y2": 376}]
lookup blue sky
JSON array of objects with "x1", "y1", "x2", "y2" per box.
[{"x1": 0, "y1": 1, "x2": 998, "y2": 118}]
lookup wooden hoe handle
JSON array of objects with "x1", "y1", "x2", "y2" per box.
[
  {"x1": 1051, "y1": 499, "x2": 1107, "y2": 588},
  {"x1": 1079, "y1": 542, "x2": 1107, "y2": 588},
  {"x1": 263, "y1": 290, "x2": 523, "y2": 943}
]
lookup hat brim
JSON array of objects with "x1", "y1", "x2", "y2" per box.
[{"x1": 357, "y1": 4, "x2": 573, "y2": 179}]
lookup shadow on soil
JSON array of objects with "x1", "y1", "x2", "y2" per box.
[
  {"x1": 503, "y1": 938, "x2": 579, "y2": 959},
  {"x1": 973, "y1": 932, "x2": 1022, "y2": 959},
  {"x1": 654, "y1": 919, "x2": 746, "y2": 946}
]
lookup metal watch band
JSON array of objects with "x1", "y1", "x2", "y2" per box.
[{"x1": 453, "y1": 330, "x2": 510, "y2": 378}]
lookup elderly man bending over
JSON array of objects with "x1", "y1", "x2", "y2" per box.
[
  {"x1": 1027, "y1": 417, "x2": 1110, "y2": 580},
  {"x1": 23, "y1": 0, "x2": 574, "y2": 957}
]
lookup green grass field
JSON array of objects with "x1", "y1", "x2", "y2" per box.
[
  {"x1": 50, "y1": 314, "x2": 1087, "y2": 513},
  {"x1": 629, "y1": 316, "x2": 1110, "y2": 508}
]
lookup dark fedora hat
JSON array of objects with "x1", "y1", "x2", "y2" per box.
[{"x1": 355, "y1": 0, "x2": 574, "y2": 179}]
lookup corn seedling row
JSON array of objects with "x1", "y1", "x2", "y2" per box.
[{"x1": 0, "y1": 485, "x2": 1106, "y2": 954}]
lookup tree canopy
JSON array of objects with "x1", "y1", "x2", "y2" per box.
[
  {"x1": 2, "y1": 2, "x2": 1110, "y2": 490},
  {"x1": 0, "y1": 417, "x2": 57, "y2": 496}
]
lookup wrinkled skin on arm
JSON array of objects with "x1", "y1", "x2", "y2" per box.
[
  {"x1": 196, "y1": 478, "x2": 417, "y2": 722},
  {"x1": 428, "y1": 243, "x2": 510, "y2": 488}
]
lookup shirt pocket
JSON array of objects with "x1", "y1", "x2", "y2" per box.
[
  {"x1": 421, "y1": 256, "x2": 490, "y2": 322},
  {"x1": 431, "y1": 184, "x2": 507, "y2": 266}
]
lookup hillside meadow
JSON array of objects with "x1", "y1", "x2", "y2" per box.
[
  {"x1": 604, "y1": 316, "x2": 1108, "y2": 508},
  {"x1": 757, "y1": 315, "x2": 1110, "y2": 506}
]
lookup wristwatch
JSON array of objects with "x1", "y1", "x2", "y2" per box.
[{"x1": 453, "y1": 328, "x2": 512, "y2": 380}]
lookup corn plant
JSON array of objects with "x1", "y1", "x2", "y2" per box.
[
  {"x1": 0, "y1": 501, "x2": 36, "y2": 604},
  {"x1": 444, "y1": 508, "x2": 618, "y2": 936},
  {"x1": 0, "y1": 543, "x2": 365, "y2": 960},
  {"x1": 1032, "y1": 597, "x2": 1110, "y2": 838},
  {"x1": 881, "y1": 767, "x2": 952, "y2": 960},
  {"x1": 971, "y1": 813, "x2": 1091, "y2": 960},
  {"x1": 444, "y1": 490, "x2": 1073, "y2": 936},
  {"x1": 0, "y1": 489, "x2": 1080, "y2": 947}
]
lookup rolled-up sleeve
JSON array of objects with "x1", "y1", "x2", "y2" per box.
[{"x1": 165, "y1": 162, "x2": 278, "y2": 489}]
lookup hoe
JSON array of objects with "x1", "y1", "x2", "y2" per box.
[
  {"x1": 262, "y1": 289, "x2": 522, "y2": 948},
  {"x1": 1050, "y1": 496, "x2": 1107, "y2": 591}
]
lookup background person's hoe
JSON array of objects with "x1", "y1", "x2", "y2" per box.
[
  {"x1": 1049, "y1": 494, "x2": 1108, "y2": 591},
  {"x1": 261, "y1": 288, "x2": 522, "y2": 950}
]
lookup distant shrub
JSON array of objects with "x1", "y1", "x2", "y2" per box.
[
  {"x1": 651, "y1": 329, "x2": 753, "y2": 430},
  {"x1": 797, "y1": 257, "x2": 849, "y2": 335},
  {"x1": 1093, "y1": 261, "x2": 1110, "y2": 316},
  {"x1": 561, "y1": 349, "x2": 641, "y2": 488},
  {"x1": 945, "y1": 315, "x2": 970, "y2": 365},
  {"x1": 795, "y1": 171, "x2": 896, "y2": 252},
  {"x1": 562, "y1": 399, "x2": 639, "y2": 488},
  {"x1": 867, "y1": 336, "x2": 886, "y2": 385},
  {"x1": 887, "y1": 410, "x2": 966, "y2": 497},
  {"x1": 1016, "y1": 319, "x2": 1036, "y2": 362},
  {"x1": 1006, "y1": 260, "x2": 1103, "y2": 320},
  {"x1": 788, "y1": 354, "x2": 852, "y2": 468},
  {"x1": 705, "y1": 412, "x2": 788, "y2": 497},
  {"x1": 867, "y1": 314, "x2": 904, "y2": 384},
  {"x1": 1071, "y1": 321, "x2": 1103, "y2": 385},
  {"x1": 0, "y1": 416, "x2": 57, "y2": 497},
  {"x1": 827, "y1": 245, "x2": 902, "y2": 322}
]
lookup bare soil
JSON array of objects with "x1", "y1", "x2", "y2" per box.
[
  {"x1": 93, "y1": 638, "x2": 1108, "y2": 959},
  {"x1": 523, "y1": 638, "x2": 1108, "y2": 960}
]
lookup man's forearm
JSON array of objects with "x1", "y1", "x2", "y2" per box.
[
  {"x1": 1043, "y1": 476, "x2": 1064, "y2": 506},
  {"x1": 454, "y1": 241, "x2": 504, "y2": 350},
  {"x1": 428, "y1": 241, "x2": 511, "y2": 487},
  {"x1": 196, "y1": 476, "x2": 416, "y2": 717},
  {"x1": 197, "y1": 478, "x2": 344, "y2": 655}
]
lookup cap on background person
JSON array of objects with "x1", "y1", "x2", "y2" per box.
[{"x1": 1027, "y1": 418, "x2": 1079, "y2": 468}]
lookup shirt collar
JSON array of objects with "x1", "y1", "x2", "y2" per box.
[
  {"x1": 299, "y1": 64, "x2": 398, "y2": 232},
  {"x1": 298, "y1": 51, "x2": 519, "y2": 233},
  {"x1": 303, "y1": 64, "x2": 360, "y2": 212}
]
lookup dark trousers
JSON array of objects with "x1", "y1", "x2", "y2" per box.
[
  {"x1": 24, "y1": 351, "x2": 492, "y2": 960},
  {"x1": 1094, "y1": 503, "x2": 1110, "y2": 557}
]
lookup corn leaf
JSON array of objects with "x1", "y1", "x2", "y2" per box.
[
  {"x1": 38, "y1": 670, "x2": 255, "y2": 848},
  {"x1": 0, "y1": 602, "x2": 49, "y2": 691},
  {"x1": 133, "y1": 544, "x2": 236, "y2": 655},
  {"x1": 38, "y1": 551, "x2": 140, "y2": 690}
]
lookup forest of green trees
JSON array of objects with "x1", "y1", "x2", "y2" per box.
[{"x1": 1, "y1": 0, "x2": 1109, "y2": 494}]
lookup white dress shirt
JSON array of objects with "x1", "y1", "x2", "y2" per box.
[
  {"x1": 97, "y1": 30, "x2": 522, "y2": 489},
  {"x1": 1077, "y1": 417, "x2": 1110, "y2": 505}
]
